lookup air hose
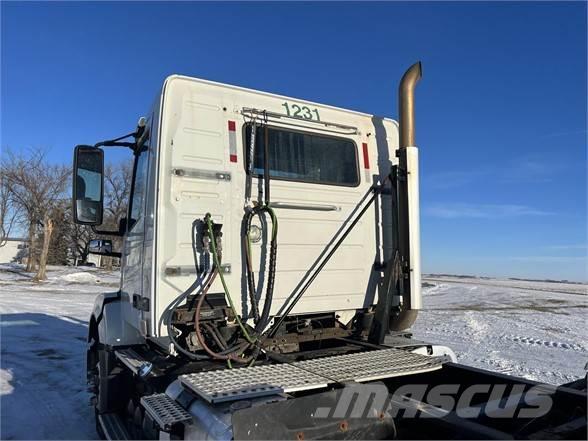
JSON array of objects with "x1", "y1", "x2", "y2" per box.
[
  {"x1": 205, "y1": 214, "x2": 257, "y2": 344},
  {"x1": 194, "y1": 120, "x2": 278, "y2": 365},
  {"x1": 244, "y1": 205, "x2": 278, "y2": 332},
  {"x1": 191, "y1": 215, "x2": 259, "y2": 364},
  {"x1": 245, "y1": 122, "x2": 278, "y2": 332},
  {"x1": 194, "y1": 270, "x2": 251, "y2": 364},
  {"x1": 166, "y1": 270, "x2": 215, "y2": 361}
]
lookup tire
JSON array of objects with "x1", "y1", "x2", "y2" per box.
[
  {"x1": 94, "y1": 408, "x2": 106, "y2": 440},
  {"x1": 91, "y1": 349, "x2": 106, "y2": 440}
]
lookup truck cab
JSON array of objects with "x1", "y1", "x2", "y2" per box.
[{"x1": 72, "y1": 63, "x2": 586, "y2": 440}]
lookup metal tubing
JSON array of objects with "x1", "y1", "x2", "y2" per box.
[
  {"x1": 264, "y1": 125, "x2": 270, "y2": 205},
  {"x1": 269, "y1": 201, "x2": 340, "y2": 212},
  {"x1": 398, "y1": 62, "x2": 422, "y2": 149}
]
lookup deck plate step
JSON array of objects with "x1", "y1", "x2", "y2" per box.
[
  {"x1": 297, "y1": 347, "x2": 444, "y2": 382},
  {"x1": 180, "y1": 348, "x2": 444, "y2": 403},
  {"x1": 140, "y1": 393, "x2": 192, "y2": 430},
  {"x1": 180, "y1": 363, "x2": 329, "y2": 403}
]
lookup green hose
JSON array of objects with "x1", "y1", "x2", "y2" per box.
[{"x1": 206, "y1": 215, "x2": 257, "y2": 344}]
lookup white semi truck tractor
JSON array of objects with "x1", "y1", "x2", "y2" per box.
[{"x1": 72, "y1": 63, "x2": 586, "y2": 440}]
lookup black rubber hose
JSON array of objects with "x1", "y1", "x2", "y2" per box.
[
  {"x1": 166, "y1": 271, "x2": 215, "y2": 361},
  {"x1": 243, "y1": 205, "x2": 277, "y2": 332},
  {"x1": 244, "y1": 208, "x2": 260, "y2": 323},
  {"x1": 202, "y1": 322, "x2": 227, "y2": 351},
  {"x1": 256, "y1": 234, "x2": 277, "y2": 331},
  {"x1": 194, "y1": 271, "x2": 252, "y2": 364}
]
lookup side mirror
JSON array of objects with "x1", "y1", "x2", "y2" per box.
[
  {"x1": 88, "y1": 239, "x2": 113, "y2": 255},
  {"x1": 73, "y1": 145, "x2": 104, "y2": 225}
]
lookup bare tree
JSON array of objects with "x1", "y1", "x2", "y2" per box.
[
  {"x1": 69, "y1": 221, "x2": 94, "y2": 265},
  {"x1": 104, "y1": 162, "x2": 132, "y2": 227},
  {"x1": 48, "y1": 201, "x2": 70, "y2": 265},
  {"x1": 2, "y1": 148, "x2": 69, "y2": 280},
  {"x1": 0, "y1": 172, "x2": 22, "y2": 247},
  {"x1": 99, "y1": 162, "x2": 132, "y2": 270},
  {"x1": 2, "y1": 149, "x2": 131, "y2": 274}
]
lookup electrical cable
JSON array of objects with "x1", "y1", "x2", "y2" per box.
[
  {"x1": 202, "y1": 322, "x2": 227, "y2": 351},
  {"x1": 194, "y1": 273, "x2": 252, "y2": 364},
  {"x1": 182, "y1": 115, "x2": 282, "y2": 363},
  {"x1": 165, "y1": 270, "x2": 216, "y2": 361}
]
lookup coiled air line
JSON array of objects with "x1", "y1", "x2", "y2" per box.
[{"x1": 243, "y1": 118, "x2": 278, "y2": 332}]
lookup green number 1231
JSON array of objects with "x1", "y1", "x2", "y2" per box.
[{"x1": 282, "y1": 102, "x2": 320, "y2": 121}]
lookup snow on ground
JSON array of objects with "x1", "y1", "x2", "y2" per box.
[
  {"x1": 413, "y1": 275, "x2": 587, "y2": 385},
  {"x1": 0, "y1": 266, "x2": 586, "y2": 439},
  {"x1": 0, "y1": 264, "x2": 119, "y2": 440}
]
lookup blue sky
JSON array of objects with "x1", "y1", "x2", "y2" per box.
[{"x1": 2, "y1": 2, "x2": 586, "y2": 281}]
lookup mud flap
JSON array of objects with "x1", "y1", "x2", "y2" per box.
[{"x1": 231, "y1": 384, "x2": 396, "y2": 440}]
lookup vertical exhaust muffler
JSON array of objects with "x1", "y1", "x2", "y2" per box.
[
  {"x1": 389, "y1": 62, "x2": 422, "y2": 332},
  {"x1": 371, "y1": 62, "x2": 423, "y2": 340}
]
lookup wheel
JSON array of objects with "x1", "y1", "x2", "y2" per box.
[
  {"x1": 89, "y1": 347, "x2": 106, "y2": 440},
  {"x1": 94, "y1": 407, "x2": 106, "y2": 440}
]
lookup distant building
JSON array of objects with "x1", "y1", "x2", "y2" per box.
[{"x1": 0, "y1": 238, "x2": 29, "y2": 264}]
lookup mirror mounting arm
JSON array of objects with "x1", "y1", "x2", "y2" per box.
[
  {"x1": 94, "y1": 119, "x2": 147, "y2": 153},
  {"x1": 94, "y1": 140, "x2": 136, "y2": 149}
]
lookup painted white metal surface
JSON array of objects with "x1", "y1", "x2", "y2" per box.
[
  {"x1": 405, "y1": 146, "x2": 422, "y2": 310},
  {"x1": 152, "y1": 76, "x2": 405, "y2": 336},
  {"x1": 411, "y1": 345, "x2": 457, "y2": 363}
]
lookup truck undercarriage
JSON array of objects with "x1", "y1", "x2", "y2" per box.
[{"x1": 89, "y1": 328, "x2": 587, "y2": 440}]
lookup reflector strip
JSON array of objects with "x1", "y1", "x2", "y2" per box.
[
  {"x1": 228, "y1": 120, "x2": 237, "y2": 163},
  {"x1": 362, "y1": 143, "x2": 370, "y2": 169},
  {"x1": 362, "y1": 142, "x2": 370, "y2": 182}
]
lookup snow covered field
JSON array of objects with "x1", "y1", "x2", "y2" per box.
[
  {"x1": 413, "y1": 275, "x2": 587, "y2": 385},
  {"x1": 0, "y1": 265, "x2": 586, "y2": 439}
]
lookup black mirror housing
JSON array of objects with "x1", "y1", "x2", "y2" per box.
[{"x1": 73, "y1": 145, "x2": 104, "y2": 225}]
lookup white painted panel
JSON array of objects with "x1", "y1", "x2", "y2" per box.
[
  {"x1": 406, "y1": 146, "x2": 421, "y2": 310},
  {"x1": 154, "y1": 76, "x2": 400, "y2": 336}
]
